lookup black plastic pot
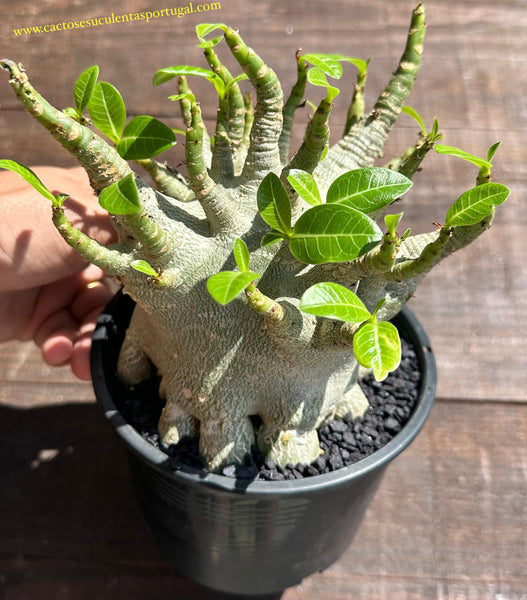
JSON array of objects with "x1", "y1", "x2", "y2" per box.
[{"x1": 91, "y1": 292, "x2": 436, "y2": 596}]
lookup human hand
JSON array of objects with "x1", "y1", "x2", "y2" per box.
[{"x1": 0, "y1": 166, "x2": 117, "y2": 380}]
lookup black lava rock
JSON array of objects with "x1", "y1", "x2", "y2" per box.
[{"x1": 116, "y1": 337, "x2": 421, "y2": 481}]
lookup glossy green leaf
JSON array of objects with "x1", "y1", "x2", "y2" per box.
[
  {"x1": 444, "y1": 182, "x2": 510, "y2": 229},
  {"x1": 168, "y1": 92, "x2": 197, "y2": 104},
  {"x1": 486, "y1": 141, "x2": 501, "y2": 162},
  {"x1": 306, "y1": 67, "x2": 340, "y2": 101},
  {"x1": 384, "y1": 213, "x2": 404, "y2": 237},
  {"x1": 401, "y1": 105, "x2": 426, "y2": 136},
  {"x1": 63, "y1": 106, "x2": 82, "y2": 121},
  {"x1": 88, "y1": 81, "x2": 126, "y2": 144},
  {"x1": 0, "y1": 159, "x2": 61, "y2": 205},
  {"x1": 73, "y1": 65, "x2": 99, "y2": 112},
  {"x1": 299, "y1": 282, "x2": 371, "y2": 323},
  {"x1": 257, "y1": 173, "x2": 292, "y2": 235},
  {"x1": 290, "y1": 204, "x2": 382, "y2": 264},
  {"x1": 302, "y1": 54, "x2": 343, "y2": 78},
  {"x1": 430, "y1": 117, "x2": 441, "y2": 140},
  {"x1": 327, "y1": 168, "x2": 412, "y2": 213},
  {"x1": 286, "y1": 169, "x2": 322, "y2": 206},
  {"x1": 195, "y1": 23, "x2": 228, "y2": 41},
  {"x1": 233, "y1": 238, "x2": 250, "y2": 272},
  {"x1": 435, "y1": 144, "x2": 491, "y2": 169},
  {"x1": 353, "y1": 321, "x2": 401, "y2": 382},
  {"x1": 131, "y1": 260, "x2": 158, "y2": 277},
  {"x1": 98, "y1": 173, "x2": 141, "y2": 215},
  {"x1": 331, "y1": 55, "x2": 369, "y2": 77},
  {"x1": 207, "y1": 271, "x2": 259, "y2": 305},
  {"x1": 116, "y1": 116, "x2": 176, "y2": 160},
  {"x1": 197, "y1": 34, "x2": 223, "y2": 49},
  {"x1": 260, "y1": 231, "x2": 285, "y2": 247},
  {"x1": 153, "y1": 65, "x2": 225, "y2": 98},
  {"x1": 224, "y1": 73, "x2": 249, "y2": 93}
]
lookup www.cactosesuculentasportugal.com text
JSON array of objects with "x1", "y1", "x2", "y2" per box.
[{"x1": 13, "y1": 2, "x2": 222, "y2": 36}]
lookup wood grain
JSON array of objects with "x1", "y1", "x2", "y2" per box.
[
  {"x1": 0, "y1": 401, "x2": 525, "y2": 598},
  {"x1": 0, "y1": 1, "x2": 526, "y2": 598}
]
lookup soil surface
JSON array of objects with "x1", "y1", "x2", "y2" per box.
[{"x1": 116, "y1": 336, "x2": 421, "y2": 481}]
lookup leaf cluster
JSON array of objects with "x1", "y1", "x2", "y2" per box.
[{"x1": 66, "y1": 66, "x2": 176, "y2": 161}]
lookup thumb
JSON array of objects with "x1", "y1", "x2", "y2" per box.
[{"x1": 0, "y1": 166, "x2": 116, "y2": 292}]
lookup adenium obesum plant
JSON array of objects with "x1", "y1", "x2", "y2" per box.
[{"x1": 1, "y1": 4, "x2": 509, "y2": 471}]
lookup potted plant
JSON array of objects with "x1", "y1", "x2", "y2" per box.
[{"x1": 0, "y1": 3, "x2": 509, "y2": 595}]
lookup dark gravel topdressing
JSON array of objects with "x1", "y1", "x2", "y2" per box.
[{"x1": 116, "y1": 334, "x2": 421, "y2": 481}]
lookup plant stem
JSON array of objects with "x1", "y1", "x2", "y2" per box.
[
  {"x1": 223, "y1": 27, "x2": 283, "y2": 182},
  {"x1": 316, "y1": 4, "x2": 426, "y2": 186},
  {"x1": 343, "y1": 65, "x2": 368, "y2": 135},
  {"x1": 279, "y1": 52, "x2": 307, "y2": 165},
  {"x1": 185, "y1": 99, "x2": 233, "y2": 234},
  {"x1": 0, "y1": 59, "x2": 130, "y2": 191},
  {"x1": 245, "y1": 283, "x2": 284, "y2": 322},
  {"x1": 136, "y1": 158, "x2": 194, "y2": 202},
  {"x1": 52, "y1": 207, "x2": 130, "y2": 275}
]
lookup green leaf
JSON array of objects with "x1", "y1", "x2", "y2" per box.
[
  {"x1": 153, "y1": 65, "x2": 225, "y2": 98},
  {"x1": 299, "y1": 282, "x2": 371, "y2": 323},
  {"x1": 384, "y1": 213, "x2": 404, "y2": 238},
  {"x1": 224, "y1": 73, "x2": 249, "y2": 93},
  {"x1": 444, "y1": 182, "x2": 510, "y2": 229},
  {"x1": 435, "y1": 144, "x2": 492, "y2": 169},
  {"x1": 257, "y1": 173, "x2": 292, "y2": 235},
  {"x1": 353, "y1": 321, "x2": 401, "y2": 382},
  {"x1": 88, "y1": 81, "x2": 126, "y2": 144},
  {"x1": 290, "y1": 204, "x2": 382, "y2": 264},
  {"x1": 486, "y1": 141, "x2": 501, "y2": 162},
  {"x1": 401, "y1": 105, "x2": 426, "y2": 136},
  {"x1": 286, "y1": 169, "x2": 322, "y2": 206},
  {"x1": 331, "y1": 55, "x2": 369, "y2": 77},
  {"x1": 430, "y1": 117, "x2": 440, "y2": 139},
  {"x1": 260, "y1": 231, "x2": 285, "y2": 247},
  {"x1": 0, "y1": 159, "x2": 60, "y2": 205},
  {"x1": 116, "y1": 116, "x2": 176, "y2": 160},
  {"x1": 326, "y1": 167, "x2": 413, "y2": 213},
  {"x1": 306, "y1": 67, "x2": 340, "y2": 101},
  {"x1": 195, "y1": 23, "x2": 228, "y2": 41},
  {"x1": 233, "y1": 238, "x2": 250, "y2": 272},
  {"x1": 131, "y1": 260, "x2": 158, "y2": 277},
  {"x1": 302, "y1": 54, "x2": 343, "y2": 78},
  {"x1": 63, "y1": 106, "x2": 83, "y2": 121},
  {"x1": 168, "y1": 92, "x2": 197, "y2": 104},
  {"x1": 98, "y1": 173, "x2": 141, "y2": 215},
  {"x1": 207, "y1": 271, "x2": 259, "y2": 305},
  {"x1": 197, "y1": 34, "x2": 224, "y2": 49},
  {"x1": 73, "y1": 65, "x2": 99, "y2": 113}
]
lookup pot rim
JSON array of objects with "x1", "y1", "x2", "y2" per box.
[{"x1": 92, "y1": 298, "x2": 436, "y2": 496}]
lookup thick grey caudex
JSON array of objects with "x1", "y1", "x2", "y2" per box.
[{"x1": 0, "y1": 4, "x2": 510, "y2": 471}]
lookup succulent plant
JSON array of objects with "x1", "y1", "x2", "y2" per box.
[{"x1": 0, "y1": 3, "x2": 509, "y2": 472}]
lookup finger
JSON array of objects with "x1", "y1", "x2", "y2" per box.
[
  {"x1": 70, "y1": 279, "x2": 114, "y2": 322},
  {"x1": 35, "y1": 308, "x2": 78, "y2": 366},
  {"x1": 70, "y1": 307, "x2": 106, "y2": 380},
  {"x1": 0, "y1": 167, "x2": 115, "y2": 291},
  {"x1": 23, "y1": 265, "x2": 107, "y2": 340}
]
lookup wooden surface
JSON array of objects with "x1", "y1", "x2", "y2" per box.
[{"x1": 1, "y1": 0, "x2": 526, "y2": 598}]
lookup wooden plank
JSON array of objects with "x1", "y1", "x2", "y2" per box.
[
  {"x1": 0, "y1": 400, "x2": 525, "y2": 598},
  {"x1": 0, "y1": 340, "x2": 85, "y2": 385},
  {"x1": 1, "y1": 0, "x2": 525, "y2": 144}
]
